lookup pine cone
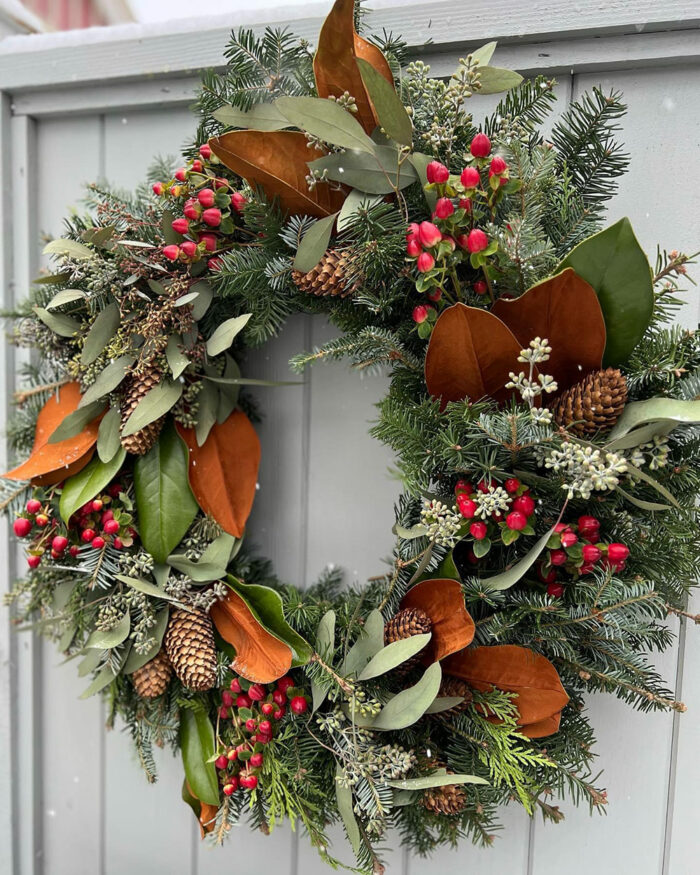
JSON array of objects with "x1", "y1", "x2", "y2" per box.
[
  {"x1": 131, "y1": 648, "x2": 172, "y2": 699},
  {"x1": 437, "y1": 675, "x2": 473, "y2": 715},
  {"x1": 291, "y1": 248, "x2": 360, "y2": 298},
  {"x1": 421, "y1": 780, "x2": 467, "y2": 816},
  {"x1": 552, "y1": 367, "x2": 628, "y2": 436},
  {"x1": 120, "y1": 366, "x2": 166, "y2": 455},
  {"x1": 384, "y1": 607, "x2": 432, "y2": 673},
  {"x1": 164, "y1": 609, "x2": 217, "y2": 692}
]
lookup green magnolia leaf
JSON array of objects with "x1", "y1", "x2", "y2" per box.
[
  {"x1": 357, "y1": 633, "x2": 431, "y2": 681},
  {"x1": 357, "y1": 58, "x2": 412, "y2": 147},
  {"x1": 425, "y1": 696, "x2": 465, "y2": 714},
  {"x1": 46, "y1": 288, "x2": 86, "y2": 310},
  {"x1": 79, "y1": 355, "x2": 134, "y2": 407},
  {"x1": 181, "y1": 779, "x2": 203, "y2": 825},
  {"x1": 123, "y1": 607, "x2": 169, "y2": 674},
  {"x1": 201, "y1": 532, "x2": 237, "y2": 566},
  {"x1": 371, "y1": 662, "x2": 442, "y2": 730},
  {"x1": 476, "y1": 66, "x2": 523, "y2": 94},
  {"x1": 409, "y1": 152, "x2": 438, "y2": 210},
  {"x1": 335, "y1": 767, "x2": 362, "y2": 855},
  {"x1": 213, "y1": 102, "x2": 291, "y2": 131},
  {"x1": 43, "y1": 238, "x2": 93, "y2": 259},
  {"x1": 205, "y1": 314, "x2": 252, "y2": 357},
  {"x1": 180, "y1": 708, "x2": 219, "y2": 806},
  {"x1": 482, "y1": 524, "x2": 558, "y2": 591},
  {"x1": 59, "y1": 448, "x2": 126, "y2": 523},
  {"x1": 166, "y1": 336, "x2": 190, "y2": 379},
  {"x1": 133, "y1": 422, "x2": 199, "y2": 563},
  {"x1": 226, "y1": 576, "x2": 312, "y2": 666},
  {"x1": 85, "y1": 610, "x2": 130, "y2": 649},
  {"x1": 558, "y1": 218, "x2": 653, "y2": 366},
  {"x1": 97, "y1": 406, "x2": 121, "y2": 462},
  {"x1": 48, "y1": 400, "x2": 105, "y2": 443},
  {"x1": 34, "y1": 306, "x2": 79, "y2": 337},
  {"x1": 79, "y1": 664, "x2": 117, "y2": 699},
  {"x1": 293, "y1": 212, "x2": 338, "y2": 273},
  {"x1": 340, "y1": 609, "x2": 385, "y2": 676},
  {"x1": 607, "y1": 398, "x2": 700, "y2": 446},
  {"x1": 190, "y1": 280, "x2": 214, "y2": 321},
  {"x1": 309, "y1": 144, "x2": 418, "y2": 194},
  {"x1": 312, "y1": 609, "x2": 336, "y2": 713},
  {"x1": 276, "y1": 96, "x2": 376, "y2": 153},
  {"x1": 81, "y1": 302, "x2": 121, "y2": 365},
  {"x1": 337, "y1": 189, "x2": 382, "y2": 232},
  {"x1": 122, "y1": 379, "x2": 182, "y2": 437},
  {"x1": 386, "y1": 772, "x2": 488, "y2": 790},
  {"x1": 472, "y1": 41, "x2": 497, "y2": 66}
]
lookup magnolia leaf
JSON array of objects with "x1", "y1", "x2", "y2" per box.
[
  {"x1": 96, "y1": 407, "x2": 121, "y2": 463},
  {"x1": 34, "y1": 306, "x2": 79, "y2": 338},
  {"x1": 607, "y1": 398, "x2": 700, "y2": 444},
  {"x1": 476, "y1": 66, "x2": 523, "y2": 94},
  {"x1": 558, "y1": 218, "x2": 654, "y2": 366},
  {"x1": 134, "y1": 422, "x2": 199, "y2": 563},
  {"x1": 122, "y1": 379, "x2": 182, "y2": 437},
  {"x1": 312, "y1": 609, "x2": 336, "y2": 713},
  {"x1": 357, "y1": 58, "x2": 412, "y2": 146},
  {"x1": 79, "y1": 355, "x2": 134, "y2": 407},
  {"x1": 335, "y1": 766, "x2": 362, "y2": 854},
  {"x1": 471, "y1": 41, "x2": 497, "y2": 66},
  {"x1": 85, "y1": 610, "x2": 130, "y2": 649},
  {"x1": 81, "y1": 302, "x2": 121, "y2": 365},
  {"x1": 43, "y1": 238, "x2": 93, "y2": 259},
  {"x1": 205, "y1": 314, "x2": 251, "y2": 357},
  {"x1": 59, "y1": 448, "x2": 126, "y2": 523},
  {"x1": 166, "y1": 336, "x2": 190, "y2": 379},
  {"x1": 358, "y1": 633, "x2": 431, "y2": 681},
  {"x1": 309, "y1": 145, "x2": 418, "y2": 194},
  {"x1": 425, "y1": 696, "x2": 466, "y2": 714},
  {"x1": 48, "y1": 401, "x2": 106, "y2": 443},
  {"x1": 340, "y1": 609, "x2": 385, "y2": 676},
  {"x1": 387, "y1": 772, "x2": 488, "y2": 790},
  {"x1": 293, "y1": 212, "x2": 338, "y2": 273},
  {"x1": 123, "y1": 608, "x2": 169, "y2": 674},
  {"x1": 213, "y1": 102, "x2": 291, "y2": 131},
  {"x1": 180, "y1": 708, "x2": 219, "y2": 806},
  {"x1": 337, "y1": 189, "x2": 382, "y2": 232},
  {"x1": 400, "y1": 578, "x2": 475, "y2": 663},
  {"x1": 46, "y1": 288, "x2": 86, "y2": 310},
  {"x1": 190, "y1": 280, "x2": 214, "y2": 321},
  {"x1": 371, "y1": 662, "x2": 442, "y2": 730},
  {"x1": 276, "y1": 96, "x2": 376, "y2": 153}
]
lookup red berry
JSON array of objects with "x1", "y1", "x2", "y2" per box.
[
  {"x1": 69, "y1": 545, "x2": 80, "y2": 558},
  {"x1": 261, "y1": 702, "x2": 275, "y2": 716},
  {"x1": 221, "y1": 691, "x2": 234, "y2": 708},
  {"x1": 174, "y1": 167, "x2": 187, "y2": 182},
  {"x1": 504, "y1": 478, "x2": 520, "y2": 494},
  {"x1": 240, "y1": 774, "x2": 258, "y2": 790},
  {"x1": 198, "y1": 232, "x2": 217, "y2": 252},
  {"x1": 51, "y1": 535, "x2": 68, "y2": 552},
  {"x1": 245, "y1": 718, "x2": 257, "y2": 733},
  {"x1": 290, "y1": 696, "x2": 308, "y2": 715},
  {"x1": 249, "y1": 753, "x2": 263, "y2": 768},
  {"x1": 272, "y1": 689, "x2": 286, "y2": 706},
  {"x1": 208, "y1": 256, "x2": 223, "y2": 272},
  {"x1": 13, "y1": 518, "x2": 32, "y2": 538},
  {"x1": 184, "y1": 199, "x2": 201, "y2": 220},
  {"x1": 427, "y1": 287, "x2": 443, "y2": 302},
  {"x1": 35, "y1": 514, "x2": 49, "y2": 528},
  {"x1": 473, "y1": 280, "x2": 488, "y2": 295},
  {"x1": 152, "y1": 182, "x2": 164, "y2": 195},
  {"x1": 459, "y1": 197, "x2": 472, "y2": 211},
  {"x1": 91, "y1": 536, "x2": 105, "y2": 549},
  {"x1": 578, "y1": 515, "x2": 600, "y2": 532},
  {"x1": 512, "y1": 494, "x2": 535, "y2": 516},
  {"x1": 103, "y1": 519, "x2": 120, "y2": 535},
  {"x1": 416, "y1": 252, "x2": 435, "y2": 273},
  {"x1": 171, "y1": 217, "x2": 189, "y2": 234},
  {"x1": 201, "y1": 208, "x2": 222, "y2": 227},
  {"x1": 197, "y1": 188, "x2": 216, "y2": 207},
  {"x1": 477, "y1": 479, "x2": 493, "y2": 493},
  {"x1": 418, "y1": 221, "x2": 442, "y2": 248},
  {"x1": 199, "y1": 144, "x2": 212, "y2": 160},
  {"x1": 406, "y1": 237, "x2": 422, "y2": 257},
  {"x1": 454, "y1": 479, "x2": 473, "y2": 495},
  {"x1": 273, "y1": 707, "x2": 285, "y2": 720},
  {"x1": 582, "y1": 544, "x2": 602, "y2": 563},
  {"x1": 277, "y1": 676, "x2": 295, "y2": 693},
  {"x1": 466, "y1": 228, "x2": 489, "y2": 254},
  {"x1": 101, "y1": 509, "x2": 114, "y2": 524},
  {"x1": 412, "y1": 305, "x2": 429, "y2": 324},
  {"x1": 549, "y1": 549, "x2": 567, "y2": 566},
  {"x1": 434, "y1": 197, "x2": 454, "y2": 219},
  {"x1": 457, "y1": 495, "x2": 478, "y2": 519},
  {"x1": 231, "y1": 192, "x2": 247, "y2": 213},
  {"x1": 538, "y1": 563, "x2": 557, "y2": 584},
  {"x1": 547, "y1": 582, "x2": 565, "y2": 598},
  {"x1": 163, "y1": 244, "x2": 180, "y2": 261},
  {"x1": 426, "y1": 160, "x2": 449, "y2": 184},
  {"x1": 560, "y1": 531, "x2": 578, "y2": 548},
  {"x1": 505, "y1": 511, "x2": 527, "y2": 531},
  {"x1": 215, "y1": 755, "x2": 228, "y2": 770},
  {"x1": 230, "y1": 678, "x2": 242, "y2": 693},
  {"x1": 259, "y1": 719, "x2": 273, "y2": 735},
  {"x1": 81, "y1": 528, "x2": 96, "y2": 543},
  {"x1": 489, "y1": 155, "x2": 507, "y2": 175},
  {"x1": 223, "y1": 782, "x2": 236, "y2": 796},
  {"x1": 219, "y1": 706, "x2": 229, "y2": 719},
  {"x1": 248, "y1": 683, "x2": 265, "y2": 701},
  {"x1": 470, "y1": 133, "x2": 491, "y2": 158},
  {"x1": 607, "y1": 543, "x2": 629, "y2": 563},
  {"x1": 180, "y1": 241, "x2": 197, "y2": 258},
  {"x1": 460, "y1": 166, "x2": 480, "y2": 188},
  {"x1": 108, "y1": 484, "x2": 123, "y2": 498},
  {"x1": 470, "y1": 521, "x2": 488, "y2": 540},
  {"x1": 227, "y1": 748, "x2": 238, "y2": 761},
  {"x1": 113, "y1": 538, "x2": 123, "y2": 550},
  {"x1": 191, "y1": 159, "x2": 203, "y2": 173},
  {"x1": 27, "y1": 555, "x2": 41, "y2": 569},
  {"x1": 236, "y1": 694, "x2": 252, "y2": 709},
  {"x1": 26, "y1": 498, "x2": 42, "y2": 514}
]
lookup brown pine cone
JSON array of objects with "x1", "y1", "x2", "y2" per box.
[
  {"x1": 384, "y1": 607, "x2": 432, "y2": 673},
  {"x1": 552, "y1": 367, "x2": 627, "y2": 436},
  {"x1": 164, "y1": 608, "x2": 217, "y2": 692},
  {"x1": 131, "y1": 648, "x2": 172, "y2": 699},
  {"x1": 437, "y1": 675, "x2": 473, "y2": 715},
  {"x1": 421, "y1": 780, "x2": 468, "y2": 816},
  {"x1": 120, "y1": 365, "x2": 166, "y2": 455},
  {"x1": 291, "y1": 248, "x2": 360, "y2": 297}
]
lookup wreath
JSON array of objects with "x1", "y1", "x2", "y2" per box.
[{"x1": 3, "y1": 1, "x2": 700, "y2": 870}]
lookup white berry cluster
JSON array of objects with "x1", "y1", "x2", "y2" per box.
[
  {"x1": 420, "y1": 499, "x2": 463, "y2": 546},
  {"x1": 474, "y1": 485, "x2": 511, "y2": 517},
  {"x1": 629, "y1": 435, "x2": 671, "y2": 471},
  {"x1": 506, "y1": 337, "x2": 559, "y2": 407},
  {"x1": 544, "y1": 441, "x2": 628, "y2": 499}
]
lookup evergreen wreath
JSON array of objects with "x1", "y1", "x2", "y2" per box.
[{"x1": 3, "y1": 1, "x2": 700, "y2": 870}]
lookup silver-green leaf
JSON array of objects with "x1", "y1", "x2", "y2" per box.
[
  {"x1": 293, "y1": 212, "x2": 338, "y2": 273},
  {"x1": 205, "y1": 314, "x2": 251, "y2": 357},
  {"x1": 121, "y1": 379, "x2": 182, "y2": 437},
  {"x1": 81, "y1": 302, "x2": 121, "y2": 365},
  {"x1": 371, "y1": 662, "x2": 442, "y2": 731},
  {"x1": 357, "y1": 633, "x2": 431, "y2": 681},
  {"x1": 276, "y1": 95, "x2": 376, "y2": 153},
  {"x1": 79, "y1": 355, "x2": 134, "y2": 407}
]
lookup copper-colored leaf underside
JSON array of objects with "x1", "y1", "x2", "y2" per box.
[
  {"x1": 210, "y1": 589, "x2": 292, "y2": 683},
  {"x1": 443, "y1": 644, "x2": 568, "y2": 738},
  {"x1": 353, "y1": 33, "x2": 394, "y2": 85},
  {"x1": 400, "y1": 578, "x2": 475, "y2": 663},
  {"x1": 186, "y1": 781, "x2": 218, "y2": 838},
  {"x1": 2, "y1": 382, "x2": 99, "y2": 483},
  {"x1": 176, "y1": 410, "x2": 261, "y2": 539},
  {"x1": 491, "y1": 268, "x2": 606, "y2": 393},
  {"x1": 425, "y1": 303, "x2": 525, "y2": 408},
  {"x1": 209, "y1": 130, "x2": 346, "y2": 218}
]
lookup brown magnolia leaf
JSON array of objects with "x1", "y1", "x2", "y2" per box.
[
  {"x1": 176, "y1": 410, "x2": 261, "y2": 539},
  {"x1": 2, "y1": 382, "x2": 100, "y2": 482},
  {"x1": 185, "y1": 781, "x2": 217, "y2": 838},
  {"x1": 425, "y1": 303, "x2": 525, "y2": 408},
  {"x1": 492, "y1": 268, "x2": 606, "y2": 393},
  {"x1": 400, "y1": 578, "x2": 475, "y2": 663},
  {"x1": 443, "y1": 644, "x2": 568, "y2": 738},
  {"x1": 353, "y1": 33, "x2": 393, "y2": 85},
  {"x1": 314, "y1": 0, "x2": 390, "y2": 135},
  {"x1": 30, "y1": 453, "x2": 95, "y2": 487},
  {"x1": 209, "y1": 130, "x2": 346, "y2": 218},
  {"x1": 210, "y1": 589, "x2": 293, "y2": 683}
]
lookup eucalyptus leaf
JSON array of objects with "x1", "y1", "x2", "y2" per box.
[
  {"x1": 205, "y1": 314, "x2": 252, "y2": 357},
  {"x1": 616, "y1": 486, "x2": 671, "y2": 512},
  {"x1": 180, "y1": 708, "x2": 219, "y2": 806},
  {"x1": 194, "y1": 379, "x2": 219, "y2": 447},
  {"x1": 46, "y1": 288, "x2": 86, "y2": 310},
  {"x1": 190, "y1": 280, "x2": 214, "y2": 320},
  {"x1": 371, "y1": 662, "x2": 442, "y2": 731},
  {"x1": 607, "y1": 398, "x2": 700, "y2": 444},
  {"x1": 79, "y1": 355, "x2": 134, "y2": 407},
  {"x1": 77, "y1": 648, "x2": 103, "y2": 677},
  {"x1": 34, "y1": 306, "x2": 79, "y2": 338},
  {"x1": 43, "y1": 238, "x2": 93, "y2": 259},
  {"x1": 59, "y1": 448, "x2": 126, "y2": 523},
  {"x1": 122, "y1": 379, "x2": 182, "y2": 437},
  {"x1": 340, "y1": 609, "x2": 385, "y2": 676},
  {"x1": 312, "y1": 609, "x2": 336, "y2": 713},
  {"x1": 166, "y1": 336, "x2": 190, "y2": 379},
  {"x1": 85, "y1": 610, "x2": 130, "y2": 649},
  {"x1": 628, "y1": 466, "x2": 680, "y2": 508},
  {"x1": 425, "y1": 696, "x2": 466, "y2": 714},
  {"x1": 471, "y1": 41, "x2": 497, "y2": 66},
  {"x1": 476, "y1": 66, "x2": 523, "y2": 94},
  {"x1": 97, "y1": 407, "x2": 121, "y2": 463},
  {"x1": 393, "y1": 522, "x2": 428, "y2": 540},
  {"x1": 482, "y1": 524, "x2": 558, "y2": 591},
  {"x1": 293, "y1": 212, "x2": 338, "y2": 273},
  {"x1": 123, "y1": 608, "x2": 169, "y2": 674},
  {"x1": 387, "y1": 773, "x2": 488, "y2": 790},
  {"x1": 213, "y1": 102, "x2": 291, "y2": 131},
  {"x1": 357, "y1": 58, "x2": 413, "y2": 146},
  {"x1": 337, "y1": 189, "x2": 382, "y2": 232},
  {"x1": 115, "y1": 574, "x2": 181, "y2": 602},
  {"x1": 48, "y1": 401, "x2": 105, "y2": 443},
  {"x1": 79, "y1": 664, "x2": 117, "y2": 699},
  {"x1": 335, "y1": 767, "x2": 362, "y2": 854},
  {"x1": 166, "y1": 555, "x2": 227, "y2": 583},
  {"x1": 81, "y1": 302, "x2": 121, "y2": 365},
  {"x1": 276, "y1": 96, "x2": 376, "y2": 153},
  {"x1": 309, "y1": 145, "x2": 418, "y2": 195},
  {"x1": 174, "y1": 291, "x2": 199, "y2": 307},
  {"x1": 358, "y1": 633, "x2": 431, "y2": 681}
]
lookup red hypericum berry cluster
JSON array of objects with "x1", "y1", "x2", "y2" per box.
[
  {"x1": 214, "y1": 673, "x2": 309, "y2": 797},
  {"x1": 454, "y1": 476, "x2": 536, "y2": 557},
  {"x1": 152, "y1": 144, "x2": 246, "y2": 270},
  {"x1": 539, "y1": 516, "x2": 631, "y2": 598}
]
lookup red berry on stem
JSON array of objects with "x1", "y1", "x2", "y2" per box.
[
  {"x1": 273, "y1": 707, "x2": 285, "y2": 720},
  {"x1": 221, "y1": 690, "x2": 234, "y2": 708},
  {"x1": 466, "y1": 228, "x2": 489, "y2": 253},
  {"x1": 223, "y1": 783, "x2": 236, "y2": 796},
  {"x1": 277, "y1": 675, "x2": 295, "y2": 693},
  {"x1": 81, "y1": 528, "x2": 96, "y2": 543},
  {"x1": 91, "y1": 536, "x2": 106, "y2": 550},
  {"x1": 219, "y1": 706, "x2": 229, "y2": 719},
  {"x1": 412, "y1": 305, "x2": 429, "y2": 324},
  {"x1": 230, "y1": 678, "x2": 242, "y2": 693},
  {"x1": 69, "y1": 545, "x2": 80, "y2": 558},
  {"x1": 504, "y1": 478, "x2": 520, "y2": 494},
  {"x1": 406, "y1": 237, "x2": 422, "y2": 257},
  {"x1": 27, "y1": 555, "x2": 41, "y2": 569},
  {"x1": 227, "y1": 748, "x2": 238, "y2": 761},
  {"x1": 470, "y1": 133, "x2": 491, "y2": 157},
  {"x1": 460, "y1": 166, "x2": 480, "y2": 188},
  {"x1": 549, "y1": 549, "x2": 567, "y2": 566},
  {"x1": 245, "y1": 718, "x2": 257, "y2": 733},
  {"x1": 198, "y1": 232, "x2": 217, "y2": 252},
  {"x1": 26, "y1": 499, "x2": 42, "y2": 514},
  {"x1": 202, "y1": 208, "x2": 222, "y2": 227},
  {"x1": 470, "y1": 521, "x2": 488, "y2": 540},
  {"x1": 418, "y1": 221, "x2": 442, "y2": 248},
  {"x1": 578, "y1": 515, "x2": 600, "y2": 532},
  {"x1": 184, "y1": 199, "x2": 201, "y2": 220},
  {"x1": 506, "y1": 511, "x2": 527, "y2": 531},
  {"x1": 172, "y1": 217, "x2": 189, "y2": 234},
  {"x1": 458, "y1": 197, "x2": 472, "y2": 212},
  {"x1": 457, "y1": 495, "x2": 478, "y2": 519},
  {"x1": 236, "y1": 694, "x2": 252, "y2": 709},
  {"x1": 259, "y1": 719, "x2": 273, "y2": 735},
  {"x1": 240, "y1": 774, "x2": 258, "y2": 790},
  {"x1": 113, "y1": 538, "x2": 123, "y2": 550},
  {"x1": 180, "y1": 241, "x2": 197, "y2": 258},
  {"x1": 427, "y1": 287, "x2": 443, "y2": 302},
  {"x1": 231, "y1": 192, "x2": 247, "y2": 213},
  {"x1": 108, "y1": 483, "x2": 123, "y2": 498},
  {"x1": 199, "y1": 143, "x2": 212, "y2": 160},
  {"x1": 272, "y1": 689, "x2": 286, "y2": 706},
  {"x1": 607, "y1": 543, "x2": 629, "y2": 563},
  {"x1": 489, "y1": 155, "x2": 507, "y2": 175},
  {"x1": 197, "y1": 188, "x2": 216, "y2": 207},
  {"x1": 174, "y1": 167, "x2": 187, "y2": 182},
  {"x1": 290, "y1": 696, "x2": 308, "y2": 715},
  {"x1": 547, "y1": 582, "x2": 565, "y2": 598},
  {"x1": 52, "y1": 535, "x2": 68, "y2": 552},
  {"x1": 426, "y1": 161, "x2": 449, "y2": 184},
  {"x1": 560, "y1": 531, "x2": 578, "y2": 548},
  {"x1": 248, "y1": 683, "x2": 265, "y2": 701},
  {"x1": 163, "y1": 244, "x2": 180, "y2": 261},
  {"x1": 261, "y1": 702, "x2": 275, "y2": 716},
  {"x1": 215, "y1": 755, "x2": 228, "y2": 770},
  {"x1": 103, "y1": 519, "x2": 120, "y2": 535},
  {"x1": 35, "y1": 514, "x2": 49, "y2": 528},
  {"x1": 434, "y1": 197, "x2": 454, "y2": 219},
  {"x1": 13, "y1": 518, "x2": 32, "y2": 538},
  {"x1": 454, "y1": 479, "x2": 473, "y2": 495},
  {"x1": 249, "y1": 753, "x2": 264, "y2": 768},
  {"x1": 582, "y1": 544, "x2": 602, "y2": 563},
  {"x1": 473, "y1": 280, "x2": 488, "y2": 295},
  {"x1": 538, "y1": 563, "x2": 557, "y2": 584},
  {"x1": 512, "y1": 494, "x2": 535, "y2": 516},
  {"x1": 416, "y1": 252, "x2": 435, "y2": 273},
  {"x1": 152, "y1": 182, "x2": 164, "y2": 195},
  {"x1": 191, "y1": 159, "x2": 203, "y2": 173}
]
